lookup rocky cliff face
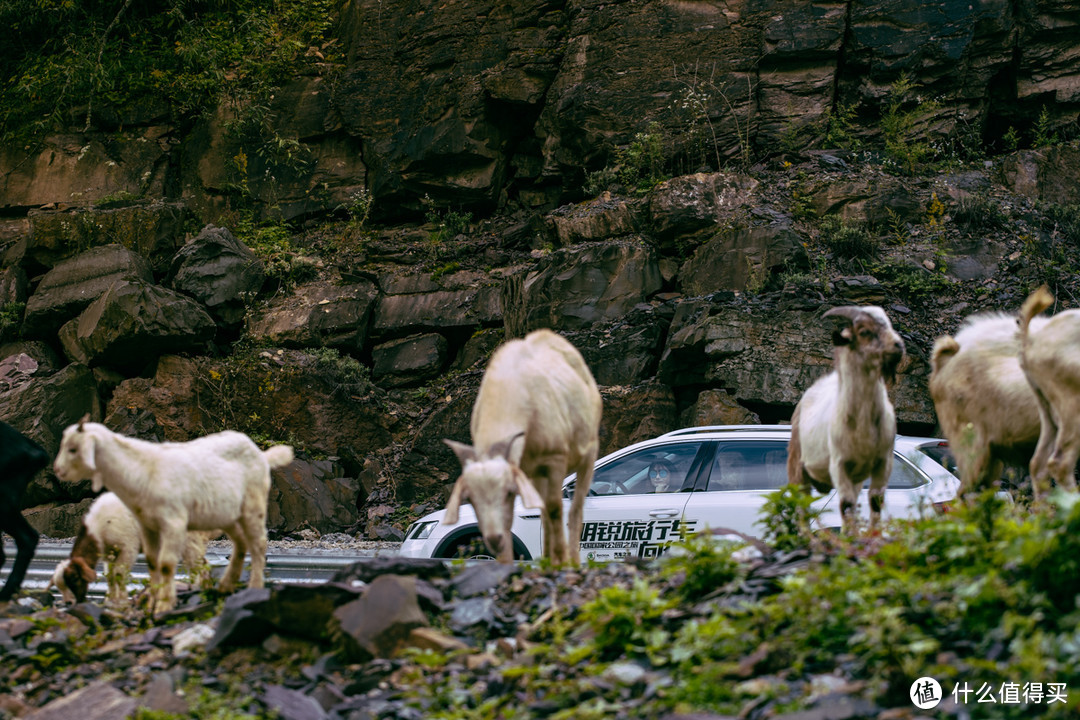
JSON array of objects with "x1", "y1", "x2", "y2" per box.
[{"x1": 1, "y1": 0, "x2": 1079, "y2": 538}]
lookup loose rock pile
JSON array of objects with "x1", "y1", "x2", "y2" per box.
[{"x1": 0, "y1": 544, "x2": 857, "y2": 720}]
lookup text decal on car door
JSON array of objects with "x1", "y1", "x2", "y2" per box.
[{"x1": 580, "y1": 518, "x2": 698, "y2": 560}]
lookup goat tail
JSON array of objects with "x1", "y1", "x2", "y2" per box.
[
  {"x1": 263, "y1": 445, "x2": 295, "y2": 469},
  {"x1": 1018, "y1": 285, "x2": 1054, "y2": 352},
  {"x1": 930, "y1": 335, "x2": 960, "y2": 375}
]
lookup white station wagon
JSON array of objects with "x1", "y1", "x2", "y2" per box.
[{"x1": 398, "y1": 425, "x2": 961, "y2": 562}]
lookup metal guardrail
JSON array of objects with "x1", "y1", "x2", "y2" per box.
[{"x1": 1, "y1": 543, "x2": 395, "y2": 601}]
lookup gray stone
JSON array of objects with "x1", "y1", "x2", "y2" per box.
[
  {"x1": 448, "y1": 596, "x2": 497, "y2": 632},
  {"x1": 23, "y1": 244, "x2": 153, "y2": 335},
  {"x1": 372, "y1": 286, "x2": 502, "y2": 335},
  {"x1": 503, "y1": 240, "x2": 662, "y2": 334},
  {"x1": 333, "y1": 575, "x2": 429, "y2": 661},
  {"x1": 268, "y1": 458, "x2": 361, "y2": 535},
  {"x1": 679, "y1": 225, "x2": 807, "y2": 297},
  {"x1": 246, "y1": 279, "x2": 378, "y2": 349},
  {"x1": 24, "y1": 681, "x2": 136, "y2": 720},
  {"x1": 372, "y1": 333, "x2": 448, "y2": 388},
  {"x1": 170, "y1": 224, "x2": 265, "y2": 324},
  {"x1": 58, "y1": 280, "x2": 216, "y2": 371},
  {"x1": 451, "y1": 563, "x2": 519, "y2": 598},
  {"x1": 262, "y1": 685, "x2": 328, "y2": 720},
  {"x1": 647, "y1": 173, "x2": 760, "y2": 243}
]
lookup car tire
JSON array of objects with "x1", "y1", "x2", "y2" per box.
[{"x1": 436, "y1": 533, "x2": 530, "y2": 561}]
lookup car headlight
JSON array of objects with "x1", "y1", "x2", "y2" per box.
[{"x1": 406, "y1": 520, "x2": 438, "y2": 541}]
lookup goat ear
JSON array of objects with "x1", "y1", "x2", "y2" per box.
[
  {"x1": 513, "y1": 467, "x2": 545, "y2": 510},
  {"x1": 442, "y1": 477, "x2": 466, "y2": 525},
  {"x1": 79, "y1": 435, "x2": 102, "y2": 490},
  {"x1": 823, "y1": 306, "x2": 861, "y2": 346},
  {"x1": 443, "y1": 439, "x2": 476, "y2": 466},
  {"x1": 489, "y1": 431, "x2": 526, "y2": 463},
  {"x1": 74, "y1": 557, "x2": 96, "y2": 583}
]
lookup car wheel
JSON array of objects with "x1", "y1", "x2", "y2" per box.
[
  {"x1": 437, "y1": 534, "x2": 528, "y2": 561},
  {"x1": 438, "y1": 535, "x2": 498, "y2": 561}
]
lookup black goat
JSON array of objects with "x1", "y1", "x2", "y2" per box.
[{"x1": 0, "y1": 421, "x2": 48, "y2": 601}]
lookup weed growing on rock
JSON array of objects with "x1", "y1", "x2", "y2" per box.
[{"x1": 819, "y1": 216, "x2": 879, "y2": 263}]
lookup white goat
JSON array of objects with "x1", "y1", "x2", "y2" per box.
[
  {"x1": 786, "y1": 305, "x2": 905, "y2": 534},
  {"x1": 52, "y1": 418, "x2": 293, "y2": 612},
  {"x1": 929, "y1": 310, "x2": 1048, "y2": 497},
  {"x1": 443, "y1": 329, "x2": 602, "y2": 565},
  {"x1": 51, "y1": 492, "x2": 215, "y2": 606},
  {"x1": 1017, "y1": 285, "x2": 1080, "y2": 498}
]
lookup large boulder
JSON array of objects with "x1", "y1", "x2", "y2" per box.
[
  {"x1": 58, "y1": 280, "x2": 216, "y2": 372},
  {"x1": 678, "y1": 224, "x2": 808, "y2": 296},
  {"x1": 23, "y1": 201, "x2": 190, "y2": 272},
  {"x1": 246, "y1": 279, "x2": 379, "y2": 350},
  {"x1": 998, "y1": 146, "x2": 1080, "y2": 206},
  {"x1": 372, "y1": 286, "x2": 502, "y2": 336},
  {"x1": 647, "y1": 172, "x2": 760, "y2": 245},
  {"x1": 599, "y1": 381, "x2": 679, "y2": 456},
  {"x1": 658, "y1": 300, "x2": 934, "y2": 425},
  {"x1": 170, "y1": 224, "x2": 266, "y2": 325},
  {"x1": 372, "y1": 333, "x2": 449, "y2": 388},
  {"x1": 0, "y1": 131, "x2": 171, "y2": 213},
  {"x1": 105, "y1": 355, "x2": 210, "y2": 441},
  {"x1": 22, "y1": 244, "x2": 153, "y2": 335},
  {"x1": 0, "y1": 363, "x2": 101, "y2": 507},
  {"x1": 548, "y1": 194, "x2": 639, "y2": 245},
  {"x1": 503, "y1": 240, "x2": 662, "y2": 335},
  {"x1": 268, "y1": 458, "x2": 361, "y2": 536}
]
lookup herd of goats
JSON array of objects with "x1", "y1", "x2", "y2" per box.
[{"x1": 0, "y1": 284, "x2": 1077, "y2": 615}]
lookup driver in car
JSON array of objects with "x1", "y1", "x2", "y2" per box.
[{"x1": 648, "y1": 460, "x2": 676, "y2": 492}]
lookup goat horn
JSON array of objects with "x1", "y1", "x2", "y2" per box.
[
  {"x1": 822, "y1": 306, "x2": 865, "y2": 324},
  {"x1": 77, "y1": 413, "x2": 90, "y2": 431}
]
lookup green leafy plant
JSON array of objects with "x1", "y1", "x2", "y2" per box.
[
  {"x1": 338, "y1": 188, "x2": 374, "y2": 228},
  {"x1": 0, "y1": 301, "x2": 24, "y2": 341},
  {"x1": 953, "y1": 192, "x2": 1009, "y2": 234},
  {"x1": 618, "y1": 122, "x2": 667, "y2": 194},
  {"x1": 880, "y1": 74, "x2": 940, "y2": 175},
  {"x1": 1033, "y1": 106, "x2": 1059, "y2": 148},
  {"x1": 819, "y1": 215, "x2": 879, "y2": 262},
  {"x1": 759, "y1": 485, "x2": 822, "y2": 551},
  {"x1": 824, "y1": 100, "x2": 861, "y2": 150},
  {"x1": 0, "y1": 0, "x2": 337, "y2": 144}
]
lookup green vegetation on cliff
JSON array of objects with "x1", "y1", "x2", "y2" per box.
[{"x1": 0, "y1": 0, "x2": 336, "y2": 142}]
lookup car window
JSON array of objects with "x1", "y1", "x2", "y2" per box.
[
  {"x1": 707, "y1": 441, "x2": 788, "y2": 491},
  {"x1": 589, "y1": 442, "x2": 705, "y2": 495},
  {"x1": 887, "y1": 453, "x2": 928, "y2": 489},
  {"x1": 703, "y1": 440, "x2": 929, "y2": 491}
]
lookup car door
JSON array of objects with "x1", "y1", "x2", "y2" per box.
[
  {"x1": 563, "y1": 440, "x2": 715, "y2": 563},
  {"x1": 680, "y1": 439, "x2": 796, "y2": 538}
]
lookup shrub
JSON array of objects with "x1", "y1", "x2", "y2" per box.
[
  {"x1": 953, "y1": 192, "x2": 1009, "y2": 234},
  {"x1": 819, "y1": 216, "x2": 879, "y2": 262}
]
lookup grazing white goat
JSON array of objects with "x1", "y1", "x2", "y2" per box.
[
  {"x1": 52, "y1": 418, "x2": 293, "y2": 612},
  {"x1": 51, "y1": 491, "x2": 215, "y2": 606},
  {"x1": 929, "y1": 310, "x2": 1048, "y2": 497},
  {"x1": 1017, "y1": 285, "x2": 1080, "y2": 499},
  {"x1": 786, "y1": 305, "x2": 905, "y2": 534},
  {"x1": 443, "y1": 329, "x2": 602, "y2": 565}
]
